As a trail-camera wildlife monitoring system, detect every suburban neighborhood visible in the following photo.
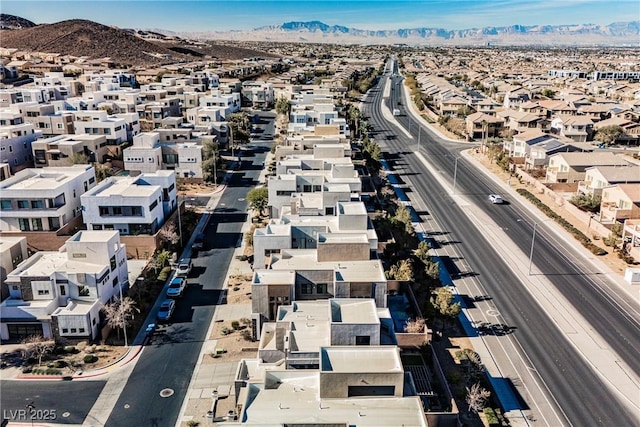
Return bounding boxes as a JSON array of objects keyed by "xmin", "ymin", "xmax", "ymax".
[{"xmin": 0, "ymin": 8, "xmax": 639, "ymax": 427}]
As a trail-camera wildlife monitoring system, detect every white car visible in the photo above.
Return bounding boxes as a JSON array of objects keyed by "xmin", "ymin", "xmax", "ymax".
[
  {"xmin": 489, "ymin": 194, "xmax": 504, "ymax": 204},
  {"xmin": 176, "ymin": 259, "xmax": 192, "ymax": 278}
]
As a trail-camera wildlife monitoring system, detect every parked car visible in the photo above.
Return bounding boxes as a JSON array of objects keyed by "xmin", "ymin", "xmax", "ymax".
[
  {"xmin": 489, "ymin": 194, "xmax": 504, "ymax": 204},
  {"xmin": 176, "ymin": 258, "xmax": 192, "ymax": 278},
  {"xmin": 192, "ymin": 233, "xmax": 205, "ymax": 252},
  {"xmin": 157, "ymin": 300, "xmax": 175, "ymax": 323},
  {"xmin": 167, "ymin": 277, "xmax": 186, "ymax": 298}
]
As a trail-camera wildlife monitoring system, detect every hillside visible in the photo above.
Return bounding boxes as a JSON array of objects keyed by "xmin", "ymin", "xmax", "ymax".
[
  {"xmin": 0, "ymin": 13, "xmax": 36, "ymax": 30},
  {"xmin": 0, "ymin": 18, "xmax": 278, "ymax": 66}
]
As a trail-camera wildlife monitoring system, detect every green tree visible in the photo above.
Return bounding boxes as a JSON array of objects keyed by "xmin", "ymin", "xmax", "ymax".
[
  {"xmin": 595, "ymin": 125, "xmax": 624, "ymax": 144},
  {"xmin": 227, "ymin": 112, "xmax": 251, "ymax": 147},
  {"xmin": 393, "ymin": 205, "xmax": 415, "ymax": 236},
  {"xmin": 71, "ymin": 152, "xmax": 89, "ymax": 165},
  {"xmin": 430, "ymin": 286, "xmax": 461, "ymax": 331},
  {"xmin": 247, "ymin": 187, "xmax": 269, "ymax": 217},
  {"xmin": 275, "ymin": 96, "xmax": 291, "ymax": 116},
  {"xmin": 386, "ymin": 258, "xmax": 414, "ymax": 281},
  {"xmin": 541, "ymin": 88, "xmax": 556, "ymax": 98},
  {"xmin": 569, "ymin": 192, "xmax": 601, "ymax": 213},
  {"xmin": 201, "ymin": 136, "xmax": 219, "ymax": 182}
]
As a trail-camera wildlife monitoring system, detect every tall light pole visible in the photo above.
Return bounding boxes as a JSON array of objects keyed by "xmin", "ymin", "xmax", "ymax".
[
  {"xmin": 452, "ymin": 156, "xmax": 460, "ymax": 195},
  {"xmin": 213, "ymin": 149, "xmax": 218, "ymax": 188},
  {"xmin": 177, "ymin": 195, "xmax": 183, "ymax": 247},
  {"xmin": 528, "ymin": 222, "xmax": 537, "ymax": 275},
  {"xmin": 416, "ymin": 125, "xmax": 421, "ymax": 153},
  {"xmin": 118, "ymin": 281, "xmax": 128, "ymax": 347}
]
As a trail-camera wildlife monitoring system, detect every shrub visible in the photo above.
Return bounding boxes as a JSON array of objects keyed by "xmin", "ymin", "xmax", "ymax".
[
  {"xmin": 54, "ymin": 360, "xmax": 67, "ymax": 368},
  {"xmin": 240, "ymin": 329, "xmax": 253, "ymax": 341},
  {"xmin": 157, "ymin": 266, "xmax": 172, "ymax": 282},
  {"xmin": 83, "ymin": 354, "xmax": 98, "ymax": 363},
  {"xmin": 22, "ymin": 366, "xmax": 32, "ymax": 374},
  {"xmin": 187, "ymin": 421, "xmax": 200, "ymax": 427},
  {"xmin": 64, "ymin": 345, "xmax": 78, "ymax": 354},
  {"xmin": 240, "ymin": 317, "xmax": 252, "ymax": 325},
  {"xmin": 231, "ymin": 320, "xmax": 241, "ymax": 330},
  {"xmin": 220, "ymin": 327, "xmax": 232, "ymax": 336},
  {"xmin": 483, "ymin": 407, "xmax": 500, "ymax": 426}
]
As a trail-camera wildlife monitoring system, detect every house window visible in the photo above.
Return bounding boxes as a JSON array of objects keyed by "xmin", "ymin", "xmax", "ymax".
[
  {"xmin": 92, "ymin": 318, "xmax": 96, "ymax": 325},
  {"xmin": 110, "ymin": 255, "xmax": 117, "ymax": 271},
  {"xmin": 149, "ymin": 200, "xmax": 158, "ymax": 211},
  {"xmin": 37, "ymin": 289, "xmax": 50, "ymax": 295},
  {"xmin": 99, "ymin": 206, "xmax": 109, "ymax": 216},
  {"xmin": 112, "ymin": 277, "xmax": 118, "ymax": 287},
  {"xmin": 317, "ymin": 283, "xmax": 328, "ymax": 294},
  {"xmin": 355, "ymin": 336, "xmax": 370, "ymax": 345},
  {"xmin": 70, "ymin": 328, "xmax": 77, "ymax": 333},
  {"xmin": 79, "ymin": 328, "xmax": 85, "ymax": 333},
  {"xmin": 31, "ymin": 218, "xmax": 43, "ymax": 231},
  {"xmin": 131, "ymin": 206, "xmax": 142, "ymax": 216},
  {"xmin": 313, "ymin": 185, "xmax": 321, "ymax": 192},
  {"xmin": 89, "ymin": 177, "xmax": 95, "ymax": 184},
  {"xmin": 300, "ymin": 283, "xmax": 312, "ymax": 294},
  {"xmin": 0, "ymin": 200, "xmax": 12, "ymax": 210},
  {"xmin": 303, "ymin": 185, "xmax": 312, "ymax": 192},
  {"xmin": 62, "ymin": 328, "xmax": 69, "ymax": 333},
  {"xmin": 18, "ymin": 218, "xmax": 30, "ymax": 231},
  {"xmin": 93, "ymin": 225, "xmax": 103, "ymax": 230},
  {"xmin": 59, "ymin": 285, "xmax": 66, "ymax": 296},
  {"xmin": 31, "ymin": 200, "xmax": 43, "ymax": 209},
  {"xmin": 113, "ymin": 207, "xmax": 122, "ymax": 215}
]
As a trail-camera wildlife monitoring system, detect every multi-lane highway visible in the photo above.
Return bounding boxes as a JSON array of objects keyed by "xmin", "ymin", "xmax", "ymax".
[{"xmin": 364, "ymin": 63, "xmax": 640, "ymax": 425}]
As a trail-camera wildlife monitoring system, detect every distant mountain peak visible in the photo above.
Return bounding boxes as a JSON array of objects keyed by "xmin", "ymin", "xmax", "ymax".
[
  {"xmin": 238, "ymin": 19, "xmax": 640, "ymax": 46},
  {"xmin": 0, "ymin": 13, "xmax": 36, "ymax": 30}
]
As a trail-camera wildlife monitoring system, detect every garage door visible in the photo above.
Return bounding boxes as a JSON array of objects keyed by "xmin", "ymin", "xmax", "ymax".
[{"xmin": 7, "ymin": 323, "xmax": 44, "ymax": 340}]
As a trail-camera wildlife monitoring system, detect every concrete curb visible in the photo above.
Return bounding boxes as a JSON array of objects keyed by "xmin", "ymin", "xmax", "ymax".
[{"xmin": 11, "ymin": 345, "xmax": 144, "ymax": 381}]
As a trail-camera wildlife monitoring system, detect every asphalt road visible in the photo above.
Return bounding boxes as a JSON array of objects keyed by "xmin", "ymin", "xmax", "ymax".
[
  {"xmin": 104, "ymin": 129, "xmax": 272, "ymax": 426},
  {"xmin": 366, "ymin": 63, "xmax": 639, "ymax": 425},
  {"xmin": 0, "ymin": 380, "xmax": 105, "ymax": 425}
]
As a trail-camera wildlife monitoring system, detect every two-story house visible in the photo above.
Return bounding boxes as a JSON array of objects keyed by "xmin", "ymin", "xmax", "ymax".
[
  {"xmin": 0, "ymin": 230, "xmax": 128, "ymax": 342},
  {"xmin": 81, "ymin": 170, "xmax": 176, "ymax": 235},
  {"xmin": 545, "ymin": 152, "xmax": 630, "ymax": 183},
  {"xmin": 0, "ymin": 165, "xmax": 96, "ymax": 232}
]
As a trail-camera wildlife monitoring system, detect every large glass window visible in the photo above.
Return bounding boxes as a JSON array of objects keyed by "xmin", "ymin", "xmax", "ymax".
[
  {"xmin": 0, "ymin": 200, "xmax": 12, "ymax": 210},
  {"xmin": 17, "ymin": 200, "xmax": 28, "ymax": 209},
  {"xmin": 31, "ymin": 218, "xmax": 43, "ymax": 231},
  {"xmin": 18, "ymin": 218, "xmax": 30, "ymax": 231},
  {"xmin": 31, "ymin": 200, "xmax": 43, "ymax": 209}
]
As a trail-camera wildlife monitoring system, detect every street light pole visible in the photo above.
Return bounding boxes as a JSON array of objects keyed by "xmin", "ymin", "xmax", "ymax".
[
  {"xmin": 417, "ymin": 125, "xmax": 421, "ymax": 153},
  {"xmin": 213, "ymin": 151, "xmax": 217, "ymax": 188},
  {"xmin": 452, "ymin": 157, "xmax": 460, "ymax": 195},
  {"xmin": 119, "ymin": 281, "xmax": 128, "ymax": 347},
  {"xmin": 177, "ymin": 196, "xmax": 183, "ymax": 247},
  {"xmin": 528, "ymin": 222, "xmax": 537, "ymax": 275}
]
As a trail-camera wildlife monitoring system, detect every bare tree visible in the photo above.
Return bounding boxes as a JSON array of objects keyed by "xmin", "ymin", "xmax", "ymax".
[
  {"xmin": 102, "ymin": 297, "xmax": 139, "ymax": 342},
  {"xmin": 404, "ymin": 317, "xmax": 426, "ymax": 333},
  {"xmin": 158, "ymin": 222, "xmax": 180, "ymax": 249},
  {"xmin": 466, "ymin": 383, "xmax": 491, "ymax": 413},
  {"xmin": 20, "ymin": 335, "xmax": 55, "ymax": 366}
]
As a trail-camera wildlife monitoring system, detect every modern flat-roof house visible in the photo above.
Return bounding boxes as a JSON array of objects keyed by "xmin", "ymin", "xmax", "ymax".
[
  {"xmin": 73, "ymin": 110, "xmax": 129, "ymax": 157},
  {"xmin": 0, "ymin": 165, "xmax": 96, "ymax": 232},
  {"xmin": 0, "ymin": 236, "xmax": 28, "ymax": 301},
  {"xmin": 253, "ymin": 201, "xmax": 377, "ymax": 269},
  {"xmin": 32, "ymin": 134, "xmax": 109, "ymax": 167},
  {"xmin": 0, "ymin": 230, "xmax": 128, "ymax": 342},
  {"xmin": 81, "ymin": 170, "xmax": 176, "ymax": 235},
  {"xmin": 252, "ymin": 248, "xmax": 387, "ymax": 323},
  {"xmin": 267, "ymin": 163, "xmax": 361, "ymax": 219},
  {"xmin": 0, "ymin": 111, "xmax": 39, "ymax": 173},
  {"xmin": 225, "ymin": 299, "xmax": 430, "ymax": 426},
  {"xmin": 123, "ymin": 132, "xmax": 206, "ymax": 179}
]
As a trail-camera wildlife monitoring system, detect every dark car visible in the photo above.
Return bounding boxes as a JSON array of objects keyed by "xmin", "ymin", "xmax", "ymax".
[
  {"xmin": 192, "ymin": 233, "xmax": 205, "ymax": 251},
  {"xmin": 157, "ymin": 300, "xmax": 175, "ymax": 323}
]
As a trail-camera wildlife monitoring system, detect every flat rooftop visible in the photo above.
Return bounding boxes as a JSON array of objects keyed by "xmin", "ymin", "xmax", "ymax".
[
  {"xmin": 230, "ymin": 371, "xmax": 426, "ymax": 426},
  {"xmin": 253, "ymin": 270, "xmax": 295, "ymax": 285},
  {"xmin": 331, "ymin": 299, "xmax": 379, "ymax": 324},
  {"xmin": 321, "ymin": 346, "xmax": 402, "ymax": 373},
  {"xmin": 87, "ymin": 177, "xmax": 159, "ymax": 198},
  {"xmin": 270, "ymin": 250, "xmax": 385, "ymax": 282}
]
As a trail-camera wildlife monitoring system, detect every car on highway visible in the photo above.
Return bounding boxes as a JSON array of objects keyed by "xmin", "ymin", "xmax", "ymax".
[
  {"xmin": 489, "ymin": 194, "xmax": 504, "ymax": 204},
  {"xmin": 167, "ymin": 276, "xmax": 186, "ymax": 298},
  {"xmin": 157, "ymin": 300, "xmax": 175, "ymax": 323}
]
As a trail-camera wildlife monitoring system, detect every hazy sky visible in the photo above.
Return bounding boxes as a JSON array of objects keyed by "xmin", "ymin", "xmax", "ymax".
[{"xmin": 3, "ymin": 0, "xmax": 638, "ymax": 32}]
